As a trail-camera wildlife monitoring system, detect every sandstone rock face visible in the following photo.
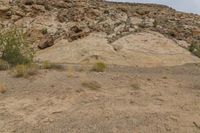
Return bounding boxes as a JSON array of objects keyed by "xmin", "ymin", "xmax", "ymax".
[{"xmin": 36, "ymin": 32, "xmax": 200, "ymax": 67}]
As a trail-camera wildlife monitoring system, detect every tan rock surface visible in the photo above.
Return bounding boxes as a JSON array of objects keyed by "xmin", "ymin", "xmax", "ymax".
[{"xmin": 36, "ymin": 31, "xmax": 200, "ymax": 67}]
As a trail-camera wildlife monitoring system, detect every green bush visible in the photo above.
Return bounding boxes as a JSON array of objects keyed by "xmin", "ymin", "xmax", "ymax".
[{"xmin": 0, "ymin": 27, "xmax": 34, "ymax": 66}]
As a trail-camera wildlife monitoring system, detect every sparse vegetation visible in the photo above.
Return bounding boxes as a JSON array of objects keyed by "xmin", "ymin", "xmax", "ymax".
[
  {"xmin": 12, "ymin": 64, "xmax": 38, "ymax": 78},
  {"xmin": 153, "ymin": 20, "xmax": 158, "ymax": 28},
  {"xmin": 91, "ymin": 62, "xmax": 106, "ymax": 72},
  {"xmin": 0, "ymin": 59, "xmax": 9, "ymax": 70},
  {"xmin": 41, "ymin": 28, "xmax": 48, "ymax": 35},
  {"xmin": 130, "ymin": 83, "xmax": 141, "ymax": 90},
  {"xmin": 189, "ymin": 42, "xmax": 200, "ymax": 58},
  {"xmin": 0, "ymin": 27, "xmax": 34, "ymax": 66},
  {"xmin": 42, "ymin": 61, "xmax": 65, "ymax": 70},
  {"xmin": 82, "ymin": 81, "xmax": 101, "ymax": 90},
  {"xmin": 0, "ymin": 83, "xmax": 6, "ymax": 94}
]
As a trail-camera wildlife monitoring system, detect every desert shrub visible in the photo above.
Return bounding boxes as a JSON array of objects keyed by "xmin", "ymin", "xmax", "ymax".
[
  {"xmin": 42, "ymin": 61, "xmax": 65, "ymax": 70},
  {"xmin": 91, "ymin": 62, "xmax": 106, "ymax": 72},
  {"xmin": 12, "ymin": 64, "xmax": 38, "ymax": 78},
  {"xmin": 138, "ymin": 23, "xmax": 146, "ymax": 28},
  {"xmin": 82, "ymin": 81, "xmax": 101, "ymax": 90},
  {"xmin": 0, "ymin": 83, "xmax": 6, "ymax": 94},
  {"xmin": 153, "ymin": 20, "xmax": 158, "ymax": 28},
  {"xmin": 189, "ymin": 42, "xmax": 200, "ymax": 58},
  {"xmin": 130, "ymin": 83, "xmax": 141, "ymax": 90},
  {"xmin": 41, "ymin": 28, "xmax": 48, "ymax": 35},
  {"xmin": 168, "ymin": 30, "xmax": 176, "ymax": 37},
  {"xmin": 0, "ymin": 59, "xmax": 9, "ymax": 70},
  {"xmin": 0, "ymin": 27, "xmax": 34, "ymax": 66}
]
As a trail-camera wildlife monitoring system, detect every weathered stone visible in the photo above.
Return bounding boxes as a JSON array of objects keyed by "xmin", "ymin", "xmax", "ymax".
[
  {"xmin": 32, "ymin": 5, "xmax": 46, "ymax": 12},
  {"xmin": 66, "ymin": 26, "xmax": 90, "ymax": 42},
  {"xmin": 11, "ymin": 15, "xmax": 21, "ymax": 21},
  {"xmin": 24, "ymin": 0, "xmax": 34, "ymax": 5},
  {"xmin": 14, "ymin": 10, "xmax": 25, "ymax": 17},
  {"xmin": 38, "ymin": 35, "xmax": 54, "ymax": 49},
  {"xmin": 0, "ymin": 6, "xmax": 10, "ymax": 12},
  {"xmin": 192, "ymin": 29, "xmax": 200, "ymax": 37}
]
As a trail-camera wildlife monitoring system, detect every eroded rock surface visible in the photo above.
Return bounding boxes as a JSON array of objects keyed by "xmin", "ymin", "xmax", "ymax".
[{"xmin": 1, "ymin": 0, "xmax": 200, "ymax": 66}]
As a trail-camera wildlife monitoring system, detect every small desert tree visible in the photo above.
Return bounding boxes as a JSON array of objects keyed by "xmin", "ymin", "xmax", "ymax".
[{"xmin": 0, "ymin": 27, "xmax": 34, "ymax": 66}]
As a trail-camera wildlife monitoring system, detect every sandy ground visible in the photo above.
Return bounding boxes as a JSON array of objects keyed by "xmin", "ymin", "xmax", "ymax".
[{"xmin": 0, "ymin": 63, "xmax": 200, "ymax": 133}]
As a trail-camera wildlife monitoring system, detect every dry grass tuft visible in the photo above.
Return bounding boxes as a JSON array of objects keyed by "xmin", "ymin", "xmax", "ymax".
[
  {"xmin": 12, "ymin": 64, "xmax": 38, "ymax": 78},
  {"xmin": 0, "ymin": 59, "xmax": 9, "ymax": 71},
  {"xmin": 130, "ymin": 83, "xmax": 141, "ymax": 90},
  {"xmin": 42, "ymin": 61, "xmax": 65, "ymax": 70},
  {"xmin": 82, "ymin": 81, "xmax": 101, "ymax": 90},
  {"xmin": 0, "ymin": 83, "xmax": 6, "ymax": 94},
  {"xmin": 91, "ymin": 62, "xmax": 106, "ymax": 72}
]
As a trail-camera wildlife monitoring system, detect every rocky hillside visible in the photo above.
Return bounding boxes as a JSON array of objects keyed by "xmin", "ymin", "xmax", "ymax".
[
  {"xmin": 1, "ymin": 0, "xmax": 200, "ymax": 66},
  {"xmin": 1, "ymin": 2, "xmax": 200, "ymax": 132}
]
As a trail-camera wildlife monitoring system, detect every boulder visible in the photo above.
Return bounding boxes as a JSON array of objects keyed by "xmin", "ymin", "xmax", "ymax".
[
  {"xmin": 38, "ymin": 35, "xmax": 54, "ymax": 49},
  {"xmin": 0, "ymin": 6, "xmax": 10, "ymax": 12},
  {"xmin": 67, "ymin": 26, "xmax": 90, "ymax": 42},
  {"xmin": 0, "ymin": 6, "xmax": 11, "ymax": 19}
]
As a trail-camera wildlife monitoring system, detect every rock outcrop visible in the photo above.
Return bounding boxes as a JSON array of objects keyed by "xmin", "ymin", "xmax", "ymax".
[{"xmin": 0, "ymin": 0, "xmax": 199, "ymax": 46}]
